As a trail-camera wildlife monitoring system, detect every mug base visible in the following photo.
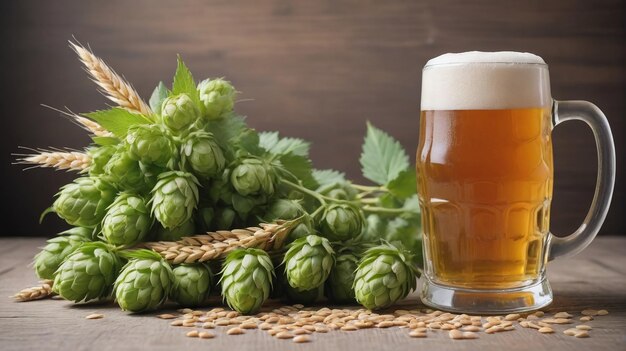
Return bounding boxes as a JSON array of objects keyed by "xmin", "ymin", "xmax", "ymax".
[{"xmin": 420, "ymin": 276, "xmax": 553, "ymax": 314}]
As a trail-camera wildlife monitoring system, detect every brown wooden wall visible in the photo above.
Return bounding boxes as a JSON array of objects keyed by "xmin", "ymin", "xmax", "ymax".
[{"xmin": 0, "ymin": 0, "xmax": 623, "ymax": 236}]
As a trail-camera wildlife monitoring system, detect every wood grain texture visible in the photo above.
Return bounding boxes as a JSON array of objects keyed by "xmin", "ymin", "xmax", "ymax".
[
  {"xmin": 0, "ymin": 0, "xmax": 623, "ymax": 236},
  {"xmin": 1, "ymin": 237, "xmax": 625, "ymax": 350}
]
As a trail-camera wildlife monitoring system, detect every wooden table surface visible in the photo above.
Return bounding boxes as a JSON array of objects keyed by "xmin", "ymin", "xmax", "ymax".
[{"xmin": 1, "ymin": 237, "xmax": 625, "ymax": 351}]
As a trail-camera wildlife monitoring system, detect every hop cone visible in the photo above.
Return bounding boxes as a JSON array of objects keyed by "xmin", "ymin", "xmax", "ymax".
[
  {"xmin": 319, "ymin": 203, "xmax": 364, "ymax": 241},
  {"xmin": 263, "ymin": 199, "xmax": 305, "ymax": 222},
  {"xmin": 52, "ymin": 177, "xmax": 117, "ymax": 228},
  {"xmin": 160, "ymin": 93, "xmax": 200, "ymax": 134},
  {"xmin": 318, "ymin": 182, "xmax": 358, "ymax": 201},
  {"xmin": 126, "ymin": 124, "xmax": 176, "ymax": 168},
  {"xmin": 283, "ymin": 235, "xmax": 335, "ymax": 291},
  {"xmin": 87, "ymin": 145, "xmax": 116, "ymax": 176},
  {"xmin": 197, "ymin": 78, "xmax": 236, "ymax": 119},
  {"xmin": 286, "ymin": 215, "xmax": 314, "ymax": 244},
  {"xmin": 220, "ymin": 248, "xmax": 274, "ymax": 314},
  {"xmin": 102, "ymin": 193, "xmax": 152, "ymax": 246},
  {"xmin": 104, "ymin": 148, "xmax": 152, "ymax": 192},
  {"xmin": 171, "ymin": 264, "xmax": 212, "ymax": 307},
  {"xmin": 150, "ymin": 171, "xmax": 199, "ymax": 229},
  {"xmin": 155, "ymin": 219, "xmax": 196, "ymax": 241},
  {"xmin": 353, "ymin": 244, "xmax": 417, "ymax": 310},
  {"xmin": 327, "ymin": 251, "xmax": 359, "ymax": 303},
  {"xmin": 181, "ymin": 131, "xmax": 225, "ymax": 179},
  {"xmin": 230, "ymin": 158, "xmax": 276, "ymax": 197},
  {"xmin": 33, "ymin": 227, "xmax": 92, "ymax": 280},
  {"xmin": 53, "ymin": 242, "xmax": 122, "ymax": 302},
  {"xmin": 114, "ymin": 250, "xmax": 174, "ymax": 312}
]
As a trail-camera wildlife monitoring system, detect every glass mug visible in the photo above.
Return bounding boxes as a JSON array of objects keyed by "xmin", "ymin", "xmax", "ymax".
[{"xmin": 417, "ymin": 52, "xmax": 616, "ymax": 313}]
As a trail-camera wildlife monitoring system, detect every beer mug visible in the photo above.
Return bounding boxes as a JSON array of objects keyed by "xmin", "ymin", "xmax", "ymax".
[{"xmin": 417, "ymin": 52, "xmax": 616, "ymax": 313}]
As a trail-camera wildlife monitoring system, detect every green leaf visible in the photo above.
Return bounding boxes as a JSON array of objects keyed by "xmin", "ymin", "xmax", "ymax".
[
  {"xmin": 277, "ymin": 154, "xmax": 319, "ymax": 190},
  {"xmin": 387, "ymin": 169, "xmax": 417, "ymax": 199},
  {"xmin": 359, "ymin": 122, "xmax": 409, "ymax": 185},
  {"xmin": 205, "ymin": 114, "xmax": 247, "ymax": 146},
  {"xmin": 312, "ymin": 169, "xmax": 346, "ymax": 187},
  {"xmin": 91, "ymin": 136, "xmax": 120, "ymax": 146},
  {"xmin": 84, "ymin": 108, "xmax": 150, "ymax": 138},
  {"xmin": 171, "ymin": 56, "xmax": 201, "ymax": 107},
  {"xmin": 149, "ymin": 81, "xmax": 169, "ymax": 113},
  {"xmin": 400, "ymin": 195, "xmax": 421, "ymax": 219},
  {"xmin": 259, "ymin": 132, "xmax": 310, "ymax": 157},
  {"xmin": 235, "ymin": 129, "xmax": 264, "ymax": 156}
]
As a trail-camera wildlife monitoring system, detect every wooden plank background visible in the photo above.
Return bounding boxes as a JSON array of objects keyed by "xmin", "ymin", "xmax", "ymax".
[{"xmin": 0, "ymin": 0, "xmax": 623, "ymax": 236}]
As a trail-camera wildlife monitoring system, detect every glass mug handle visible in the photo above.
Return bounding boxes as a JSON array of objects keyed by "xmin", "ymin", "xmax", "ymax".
[{"xmin": 549, "ymin": 100, "xmax": 616, "ymax": 260}]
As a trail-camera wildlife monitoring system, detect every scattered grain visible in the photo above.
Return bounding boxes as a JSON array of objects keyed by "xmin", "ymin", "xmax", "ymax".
[
  {"xmin": 157, "ymin": 314, "xmax": 177, "ymax": 319},
  {"xmin": 538, "ymin": 327, "xmax": 554, "ymax": 334},
  {"xmin": 597, "ymin": 309, "xmax": 609, "ymax": 316},
  {"xmin": 409, "ymin": 330, "xmax": 427, "ymax": 338},
  {"xmin": 581, "ymin": 309, "xmax": 598, "ymax": 316},
  {"xmin": 85, "ymin": 313, "xmax": 104, "ymax": 320},
  {"xmin": 186, "ymin": 330, "xmax": 199, "ymax": 338},
  {"xmin": 575, "ymin": 331, "xmax": 590, "ymax": 338},
  {"xmin": 293, "ymin": 335, "xmax": 310, "ymax": 343},
  {"xmin": 198, "ymin": 332, "xmax": 214, "ymax": 339},
  {"xmin": 504, "ymin": 314, "xmax": 520, "ymax": 321},
  {"xmin": 576, "ymin": 325, "xmax": 592, "ymax": 330},
  {"xmin": 227, "ymin": 327, "xmax": 244, "ymax": 335},
  {"xmin": 275, "ymin": 331, "xmax": 293, "ymax": 339}
]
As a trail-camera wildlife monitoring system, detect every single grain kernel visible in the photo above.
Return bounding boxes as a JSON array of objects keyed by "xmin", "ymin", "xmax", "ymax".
[
  {"xmin": 448, "ymin": 330, "xmax": 464, "ymax": 339},
  {"xmin": 293, "ymin": 335, "xmax": 310, "ymax": 343},
  {"xmin": 186, "ymin": 330, "xmax": 199, "ymax": 338},
  {"xmin": 275, "ymin": 331, "xmax": 293, "ymax": 339},
  {"xmin": 554, "ymin": 312, "xmax": 573, "ymax": 318},
  {"xmin": 240, "ymin": 323, "xmax": 257, "ymax": 330},
  {"xmin": 581, "ymin": 309, "xmax": 598, "ymax": 316},
  {"xmin": 259, "ymin": 323, "xmax": 272, "ymax": 330},
  {"xmin": 85, "ymin": 313, "xmax": 104, "ymax": 320},
  {"xmin": 202, "ymin": 322, "xmax": 215, "ymax": 329},
  {"xmin": 293, "ymin": 328, "xmax": 311, "ymax": 335},
  {"xmin": 563, "ymin": 328, "xmax": 578, "ymax": 336},
  {"xmin": 538, "ymin": 327, "xmax": 554, "ymax": 334},
  {"xmin": 575, "ymin": 331, "xmax": 590, "ymax": 338},
  {"xmin": 409, "ymin": 330, "xmax": 427, "ymax": 338},
  {"xmin": 227, "ymin": 327, "xmax": 244, "ymax": 335},
  {"xmin": 504, "ymin": 314, "xmax": 520, "ymax": 321},
  {"xmin": 341, "ymin": 325, "xmax": 358, "ymax": 331},
  {"xmin": 534, "ymin": 311, "xmax": 545, "ymax": 317},
  {"xmin": 157, "ymin": 314, "xmax": 177, "ymax": 319},
  {"xmin": 462, "ymin": 326, "xmax": 481, "ymax": 332},
  {"xmin": 580, "ymin": 316, "xmax": 593, "ymax": 321},
  {"xmin": 576, "ymin": 325, "xmax": 592, "ymax": 330},
  {"xmin": 462, "ymin": 332, "xmax": 478, "ymax": 339},
  {"xmin": 597, "ymin": 309, "xmax": 609, "ymax": 316},
  {"xmin": 171, "ymin": 320, "xmax": 184, "ymax": 327},
  {"xmin": 198, "ymin": 331, "xmax": 214, "ymax": 339},
  {"xmin": 377, "ymin": 321, "xmax": 394, "ymax": 328}
]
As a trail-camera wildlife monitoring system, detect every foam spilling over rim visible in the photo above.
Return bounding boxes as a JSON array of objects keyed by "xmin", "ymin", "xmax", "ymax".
[{"xmin": 421, "ymin": 51, "xmax": 551, "ymax": 110}]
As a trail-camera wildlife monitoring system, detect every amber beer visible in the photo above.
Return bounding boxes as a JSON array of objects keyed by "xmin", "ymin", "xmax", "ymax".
[{"xmin": 417, "ymin": 52, "xmax": 554, "ymax": 289}]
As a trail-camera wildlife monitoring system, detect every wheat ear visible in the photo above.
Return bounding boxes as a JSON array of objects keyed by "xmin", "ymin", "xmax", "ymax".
[
  {"xmin": 12, "ymin": 280, "xmax": 54, "ymax": 302},
  {"xmin": 145, "ymin": 221, "xmax": 294, "ymax": 264},
  {"xmin": 69, "ymin": 41, "xmax": 152, "ymax": 117},
  {"xmin": 14, "ymin": 148, "xmax": 91, "ymax": 172},
  {"xmin": 41, "ymin": 105, "xmax": 113, "ymax": 137}
]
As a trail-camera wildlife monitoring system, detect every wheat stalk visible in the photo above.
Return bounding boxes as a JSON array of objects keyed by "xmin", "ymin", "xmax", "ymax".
[
  {"xmin": 12, "ymin": 280, "xmax": 54, "ymax": 302},
  {"xmin": 15, "ymin": 148, "xmax": 91, "ymax": 172},
  {"xmin": 69, "ymin": 40, "xmax": 152, "ymax": 117},
  {"xmin": 145, "ymin": 221, "xmax": 294, "ymax": 264}
]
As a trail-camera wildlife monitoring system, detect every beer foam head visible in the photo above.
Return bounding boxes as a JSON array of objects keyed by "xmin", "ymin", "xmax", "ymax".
[{"xmin": 421, "ymin": 51, "xmax": 551, "ymax": 110}]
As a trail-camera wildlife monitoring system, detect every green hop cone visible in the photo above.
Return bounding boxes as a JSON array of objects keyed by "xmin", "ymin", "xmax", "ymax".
[
  {"xmin": 155, "ymin": 219, "xmax": 196, "ymax": 241},
  {"xmin": 230, "ymin": 158, "xmax": 277, "ymax": 197},
  {"xmin": 104, "ymin": 147, "xmax": 151, "ymax": 192},
  {"xmin": 102, "ymin": 193, "xmax": 152, "ymax": 246},
  {"xmin": 197, "ymin": 78, "xmax": 236, "ymax": 119},
  {"xmin": 263, "ymin": 199, "xmax": 305, "ymax": 222},
  {"xmin": 327, "ymin": 251, "xmax": 359, "ymax": 303},
  {"xmin": 318, "ymin": 203, "xmax": 364, "ymax": 241},
  {"xmin": 126, "ymin": 124, "xmax": 177, "ymax": 168},
  {"xmin": 53, "ymin": 242, "xmax": 122, "ymax": 302},
  {"xmin": 283, "ymin": 235, "xmax": 335, "ymax": 291},
  {"xmin": 353, "ymin": 243, "xmax": 417, "ymax": 310},
  {"xmin": 160, "ymin": 93, "xmax": 200, "ymax": 134},
  {"xmin": 181, "ymin": 131, "xmax": 225, "ymax": 179},
  {"xmin": 114, "ymin": 250, "xmax": 174, "ymax": 312},
  {"xmin": 286, "ymin": 215, "xmax": 314, "ymax": 244},
  {"xmin": 220, "ymin": 248, "xmax": 274, "ymax": 314},
  {"xmin": 171, "ymin": 264, "xmax": 212, "ymax": 307},
  {"xmin": 52, "ymin": 177, "xmax": 117, "ymax": 228},
  {"xmin": 150, "ymin": 171, "xmax": 200, "ymax": 229},
  {"xmin": 33, "ymin": 227, "xmax": 93, "ymax": 280},
  {"xmin": 87, "ymin": 145, "xmax": 116, "ymax": 176},
  {"xmin": 318, "ymin": 182, "xmax": 358, "ymax": 201}
]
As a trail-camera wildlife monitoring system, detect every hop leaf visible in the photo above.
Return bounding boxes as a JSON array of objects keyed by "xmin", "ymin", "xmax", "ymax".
[
  {"xmin": 171, "ymin": 263, "xmax": 212, "ymax": 307},
  {"xmin": 52, "ymin": 177, "xmax": 117, "ymax": 228},
  {"xmin": 197, "ymin": 78, "xmax": 236, "ymax": 119},
  {"xmin": 360, "ymin": 122, "xmax": 409, "ymax": 185},
  {"xmin": 53, "ymin": 242, "xmax": 123, "ymax": 302},
  {"xmin": 220, "ymin": 248, "xmax": 274, "ymax": 314},
  {"xmin": 102, "ymin": 193, "xmax": 153, "ymax": 246},
  {"xmin": 33, "ymin": 227, "xmax": 92, "ymax": 280},
  {"xmin": 353, "ymin": 243, "xmax": 417, "ymax": 310},
  {"xmin": 114, "ymin": 250, "xmax": 174, "ymax": 312},
  {"xmin": 150, "ymin": 171, "xmax": 200, "ymax": 229},
  {"xmin": 283, "ymin": 235, "xmax": 335, "ymax": 291}
]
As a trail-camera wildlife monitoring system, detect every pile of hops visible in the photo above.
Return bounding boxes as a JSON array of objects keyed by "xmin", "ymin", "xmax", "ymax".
[{"xmin": 18, "ymin": 40, "xmax": 422, "ymax": 314}]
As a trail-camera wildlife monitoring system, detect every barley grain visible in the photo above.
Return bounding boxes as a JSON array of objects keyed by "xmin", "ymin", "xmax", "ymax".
[
  {"xmin": 597, "ymin": 309, "xmax": 609, "ymax": 315},
  {"xmin": 198, "ymin": 331, "xmax": 214, "ymax": 339},
  {"xmin": 227, "ymin": 327, "xmax": 244, "ymax": 335},
  {"xmin": 576, "ymin": 325, "xmax": 592, "ymax": 330},
  {"xmin": 186, "ymin": 330, "xmax": 199, "ymax": 338},
  {"xmin": 538, "ymin": 327, "xmax": 554, "ymax": 333},
  {"xmin": 85, "ymin": 313, "xmax": 104, "ymax": 320}
]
